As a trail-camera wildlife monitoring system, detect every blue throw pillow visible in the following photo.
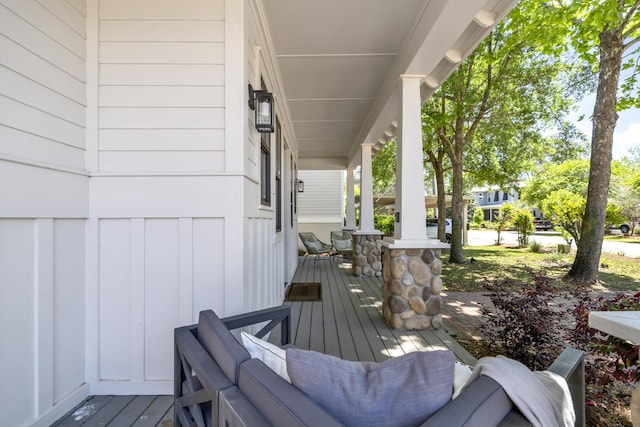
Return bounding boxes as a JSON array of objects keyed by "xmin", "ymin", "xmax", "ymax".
[{"xmin": 286, "ymin": 349, "xmax": 454, "ymax": 427}]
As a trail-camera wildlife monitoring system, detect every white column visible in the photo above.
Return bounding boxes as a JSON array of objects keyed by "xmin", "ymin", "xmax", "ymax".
[
  {"xmin": 345, "ymin": 167, "xmax": 356, "ymax": 230},
  {"xmin": 359, "ymin": 143, "xmax": 376, "ymax": 232},
  {"xmin": 395, "ymin": 74, "xmax": 427, "ymax": 241}
]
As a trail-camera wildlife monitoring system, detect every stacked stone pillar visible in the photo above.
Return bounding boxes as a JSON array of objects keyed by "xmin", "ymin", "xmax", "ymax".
[
  {"xmin": 381, "ymin": 246, "xmax": 444, "ymax": 330},
  {"xmin": 352, "ymin": 232, "xmax": 383, "ymax": 277}
]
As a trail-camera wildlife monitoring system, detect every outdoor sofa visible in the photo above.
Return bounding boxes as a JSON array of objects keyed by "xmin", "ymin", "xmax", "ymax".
[{"xmin": 174, "ymin": 304, "xmax": 585, "ymax": 427}]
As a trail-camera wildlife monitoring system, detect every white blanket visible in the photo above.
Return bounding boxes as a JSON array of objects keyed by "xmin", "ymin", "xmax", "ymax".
[{"xmin": 462, "ymin": 356, "xmax": 575, "ymax": 427}]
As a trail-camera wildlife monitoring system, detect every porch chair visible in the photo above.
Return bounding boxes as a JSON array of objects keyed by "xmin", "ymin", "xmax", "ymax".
[
  {"xmin": 299, "ymin": 232, "xmax": 334, "ymax": 264},
  {"xmin": 330, "ymin": 231, "xmax": 352, "ymax": 263}
]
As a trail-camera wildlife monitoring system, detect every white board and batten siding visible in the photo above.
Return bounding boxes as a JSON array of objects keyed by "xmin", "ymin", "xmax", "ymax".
[
  {"xmin": 0, "ymin": 1, "xmax": 89, "ymax": 426},
  {"xmin": 88, "ymin": 0, "xmax": 239, "ymax": 396},
  {"xmin": 298, "ymin": 170, "xmax": 345, "ymax": 244},
  {"xmin": 1, "ymin": 0, "xmax": 296, "ymax": 422}
]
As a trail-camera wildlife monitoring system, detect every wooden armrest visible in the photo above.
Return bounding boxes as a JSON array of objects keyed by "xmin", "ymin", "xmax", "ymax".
[
  {"xmin": 221, "ymin": 304, "xmax": 291, "ymax": 345},
  {"xmin": 548, "ymin": 347, "xmax": 585, "ymax": 427}
]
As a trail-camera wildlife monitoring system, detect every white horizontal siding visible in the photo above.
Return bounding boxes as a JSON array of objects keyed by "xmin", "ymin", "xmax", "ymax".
[
  {"xmin": 0, "ymin": 95, "xmax": 85, "ymax": 148},
  {"xmin": 99, "ymin": 86, "xmax": 224, "ymax": 108},
  {"xmin": 99, "ymin": 151, "xmax": 224, "ymax": 173},
  {"xmin": 0, "ymin": 66, "xmax": 85, "ymax": 125},
  {"xmin": 0, "ymin": 4, "xmax": 85, "ymax": 80},
  {"xmin": 99, "ymin": 64, "xmax": 224, "ymax": 86},
  {"xmin": 0, "ymin": 0, "xmax": 86, "ymax": 172},
  {"xmin": 99, "ymin": 129, "xmax": 224, "ymax": 151},
  {"xmin": 96, "ymin": 1, "xmax": 226, "ymax": 174},
  {"xmin": 298, "ymin": 170, "xmax": 344, "ymax": 218},
  {"xmin": 99, "ymin": 0, "xmax": 224, "ymax": 20},
  {"xmin": 0, "ymin": 34, "xmax": 85, "ymax": 104},
  {"xmin": 100, "ymin": 42, "xmax": 224, "ymax": 64},
  {"xmin": 99, "ymin": 107, "xmax": 224, "ymax": 129},
  {"xmin": 0, "ymin": 127, "xmax": 85, "ymax": 170},
  {"xmin": 1, "ymin": 0, "xmax": 86, "ymax": 56},
  {"xmin": 37, "ymin": 0, "xmax": 86, "ymax": 36},
  {"xmin": 100, "ymin": 20, "xmax": 224, "ymax": 42}
]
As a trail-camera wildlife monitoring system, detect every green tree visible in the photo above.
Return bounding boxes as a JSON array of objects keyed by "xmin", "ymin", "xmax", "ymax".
[
  {"xmin": 541, "ymin": 190, "xmax": 586, "ymax": 245},
  {"xmin": 473, "ymin": 207, "xmax": 484, "ymax": 227},
  {"xmin": 422, "ymin": 3, "xmax": 579, "ymax": 263},
  {"xmin": 522, "ymin": 159, "xmax": 591, "ymax": 205},
  {"xmin": 565, "ymin": 0, "xmax": 640, "ymax": 283},
  {"xmin": 371, "ymin": 139, "xmax": 397, "ymax": 196},
  {"xmin": 495, "ymin": 204, "xmax": 515, "ymax": 245},
  {"xmin": 423, "ymin": 129, "xmax": 451, "ymax": 243},
  {"xmin": 512, "ymin": 209, "xmax": 534, "ymax": 248}
]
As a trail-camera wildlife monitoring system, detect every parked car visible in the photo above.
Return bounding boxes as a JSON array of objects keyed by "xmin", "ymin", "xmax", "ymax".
[
  {"xmin": 533, "ymin": 219, "xmax": 553, "ymax": 230},
  {"xmin": 619, "ymin": 223, "xmax": 631, "ymax": 234},
  {"xmin": 426, "ymin": 218, "xmax": 452, "ymax": 243}
]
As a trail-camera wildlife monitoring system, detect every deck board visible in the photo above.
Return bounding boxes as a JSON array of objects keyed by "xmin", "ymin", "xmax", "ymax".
[{"xmin": 53, "ymin": 255, "xmax": 475, "ymax": 426}]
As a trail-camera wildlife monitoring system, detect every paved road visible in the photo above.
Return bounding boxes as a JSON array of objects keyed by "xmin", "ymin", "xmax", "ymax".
[{"xmin": 467, "ymin": 229, "xmax": 640, "ymax": 258}]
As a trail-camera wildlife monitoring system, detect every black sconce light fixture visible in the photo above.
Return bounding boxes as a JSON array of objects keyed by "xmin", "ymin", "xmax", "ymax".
[
  {"xmin": 248, "ymin": 84, "xmax": 274, "ymax": 133},
  {"xmin": 297, "ymin": 179, "xmax": 304, "ymax": 193}
]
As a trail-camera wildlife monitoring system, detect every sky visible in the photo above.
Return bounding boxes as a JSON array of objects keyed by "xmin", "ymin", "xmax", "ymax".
[{"xmin": 569, "ymin": 72, "xmax": 639, "ymax": 160}]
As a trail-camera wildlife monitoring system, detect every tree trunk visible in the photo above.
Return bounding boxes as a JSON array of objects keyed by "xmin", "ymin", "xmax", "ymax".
[
  {"xmin": 449, "ymin": 153, "xmax": 465, "ymax": 263},
  {"xmin": 433, "ymin": 152, "xmax": 447, "ymax": 242},
  {"xmin": 566, "ymin": 28, "xmax": 623, "ymax": 283}
]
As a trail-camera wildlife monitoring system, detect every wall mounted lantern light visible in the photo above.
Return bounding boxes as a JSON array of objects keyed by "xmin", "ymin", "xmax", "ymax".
[
  {"xmin": 248, "ymin": 84, "xmax": 274, "ymax": 133},
  {"xmin": 297, "ymin": 179, "xmax": 304, "ymax": 193}
]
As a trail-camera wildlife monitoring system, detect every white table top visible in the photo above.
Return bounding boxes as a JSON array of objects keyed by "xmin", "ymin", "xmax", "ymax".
[{"xmin": 589, "ymin": 311, "xmax": 640, "ymax": 344}]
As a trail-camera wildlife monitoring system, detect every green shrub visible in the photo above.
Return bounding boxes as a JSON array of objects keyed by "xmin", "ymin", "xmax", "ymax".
[
  {"xmin": 529, "ymin": 240, "xmax": 542, "ymax": 253},
  {"xmin": 374, "ymin": 214, "xmax": 395, "ymax": 236}
]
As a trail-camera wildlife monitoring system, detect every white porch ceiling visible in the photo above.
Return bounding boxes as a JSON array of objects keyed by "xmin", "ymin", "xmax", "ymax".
[{"xmin": 261, "ymin": 0, "xmax": 518, "ymax": 170}]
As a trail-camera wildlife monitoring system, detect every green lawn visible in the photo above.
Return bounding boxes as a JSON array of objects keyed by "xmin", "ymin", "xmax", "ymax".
[{"xmin": 441, "ymin": 245, "xmax": 640, "ymax": 292}]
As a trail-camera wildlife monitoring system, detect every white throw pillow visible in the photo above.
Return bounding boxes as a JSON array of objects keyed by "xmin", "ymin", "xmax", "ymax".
[
  {"xmin": 240, "ymin": 331, "xmax": 290, "ymax": 383},
  {"xmin": 452, "ymin": 361, "xmax": 473, "ymax": 399}
]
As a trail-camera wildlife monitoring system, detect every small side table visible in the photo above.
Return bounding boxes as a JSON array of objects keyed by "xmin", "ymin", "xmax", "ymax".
[{"xmin": 589, "ymin": 311, "xmax": 640, "ymax": 426}]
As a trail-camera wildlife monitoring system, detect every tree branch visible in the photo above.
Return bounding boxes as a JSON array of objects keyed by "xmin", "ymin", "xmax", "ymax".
[
  {"xmin": 624, "ymin": 35, "xmax": 640, "ymax": 50},
  {"xmin": 620, "ymin": 0, "xmax": 640, "ymax": 33}
]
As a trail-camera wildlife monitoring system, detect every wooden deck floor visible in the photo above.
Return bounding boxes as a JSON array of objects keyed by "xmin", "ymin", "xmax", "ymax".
[
  {"xmin": 287, "ymin": 257, "xmax": 476, "ymax": 365},
  {"xmin": 53, "ymin": 257, "xmax": 475, "ymax": 426}
]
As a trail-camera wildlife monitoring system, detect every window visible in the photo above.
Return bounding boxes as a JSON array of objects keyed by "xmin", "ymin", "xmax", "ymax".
[
  {"xmin": 494, "ymin": 190, "xmax": 499, "ymax": 201},
  {"xmin": 260, "ymin": 132, "xmax": 271, "ymax": 206},
  {"xmin": 503, "ymin": 192, "xmax": 508, "ymax": 201},
  {"xmin": 275, "ymin": 119, "xmax": 282, "ymax": 232},
  {"xmin": 260, "ymin": 79, "xmax": 271, "ymax": 206},
  {"xmin": 290, "ymin": 155, "xmax": 295, "ymax": 227}
]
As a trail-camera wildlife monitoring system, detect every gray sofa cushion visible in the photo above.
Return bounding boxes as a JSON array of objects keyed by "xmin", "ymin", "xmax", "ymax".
[
  {"xmin": 287, "ymin": 349, "xmax": 455, "ymax": 427},
  {"xmin": 421, "ymin": 375, "xmax": 515, "ymax": 427},
  {"xmin": 198, "ymin": 309, "xmax": 251, "ymax": 383},
  {"xmin": 238, "ymin": 358, "xmax": 343, "ymax": 427}
]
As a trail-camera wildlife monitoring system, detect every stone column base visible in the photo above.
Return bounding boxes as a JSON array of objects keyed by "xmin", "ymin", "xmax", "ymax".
[
  {"xmin": 352, "ymin": 233, "xmax": 383, "ymax": 277},
  {"xmin": 381, "ymin": 246, "xmax": 444, "ymax": 330}
]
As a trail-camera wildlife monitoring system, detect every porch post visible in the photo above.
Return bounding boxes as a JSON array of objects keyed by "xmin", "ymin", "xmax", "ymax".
[
  {"xmin": 352, "ymin": 143, "xmax": 383, "ymax": 277},
  {"xmin": 379, "ymin": 74, "xmax": 448, "ymax": 330},
  {"xmin": 395, "ymin": 74, "xmax": 427, "ymax": 242},
  {"xmin": 359, "ymin": 143, "xmax": 375, "ymax": 232},
  {"xmin": 344, "ymin": 167, "xmax": 356, "ymax": 230}
]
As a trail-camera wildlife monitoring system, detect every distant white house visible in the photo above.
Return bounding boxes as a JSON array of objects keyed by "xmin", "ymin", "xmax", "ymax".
[
  {"xmin": 472, "ymin": 186, "xmax": 546, "ymax": 221},
  {"xmin": 472, "ymin": 186, "xmax": 520, "ymax": 220},
  {"xmin": 0, "ymin": 1, "xmax": 517, "ymax": 425}
]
